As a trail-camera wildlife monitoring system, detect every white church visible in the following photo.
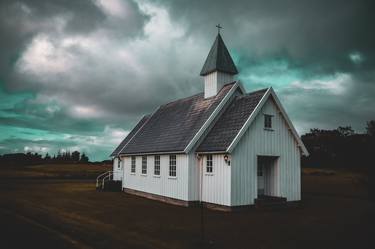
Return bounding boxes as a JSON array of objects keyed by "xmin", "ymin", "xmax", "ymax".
[{"xmin": 108, "ymin": 31, "xmax": 309, "ymax": 210}]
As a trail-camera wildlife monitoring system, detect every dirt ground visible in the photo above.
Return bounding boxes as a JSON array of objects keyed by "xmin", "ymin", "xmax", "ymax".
[{"xmin": 0, "ymin": 165, "xmax": 374, "ymax": 249}]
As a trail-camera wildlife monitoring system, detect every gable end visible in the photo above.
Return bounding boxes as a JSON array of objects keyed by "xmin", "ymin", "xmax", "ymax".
[{"xmin": 227, "ymin": 88, "xmax": 309, "ymax": 156}]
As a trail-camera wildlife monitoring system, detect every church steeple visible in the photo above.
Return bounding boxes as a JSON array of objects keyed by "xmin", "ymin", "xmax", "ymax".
[
  {"xmin": 200, "ymin": 31, "xmax": 238, "ymax": 98},
  {"xmin": 200, "ymin": 33, "xmax": 238, "ymax": 76}
]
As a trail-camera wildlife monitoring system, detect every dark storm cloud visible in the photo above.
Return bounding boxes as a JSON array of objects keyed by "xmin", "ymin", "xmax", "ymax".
[
  {"xmin": 0, "ymin": 0, "xmax": 99, "ymax": 78},
  {"xmin": 0, "ymin": 0, "xmax": 374, "ymax": 160},
  {"xmin": 160, "ymin": 0, "xmax": 375, "ymax": 69},
  {"xmin": 0, "ymin": 0, "xmax": 147, "ymax": 86}
]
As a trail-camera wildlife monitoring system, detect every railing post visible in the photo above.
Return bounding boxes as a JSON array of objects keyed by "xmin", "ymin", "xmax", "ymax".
[{"xmin": 96, "ymin": 171, "xmax": 113, "ymax": 191}]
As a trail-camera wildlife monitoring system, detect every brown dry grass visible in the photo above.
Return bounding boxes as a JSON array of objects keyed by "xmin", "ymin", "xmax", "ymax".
[
  {"xmin": 0, "ymin": 166, "xmax": 374, "ymax": 249},
  {"xmin": 0, "ymin": 163, "xmax": 111, "ymax": 179}
]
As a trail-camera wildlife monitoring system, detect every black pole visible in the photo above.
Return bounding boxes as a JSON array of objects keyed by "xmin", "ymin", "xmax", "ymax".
[{"xmin": 201, "ymin": 201, "xmax": 204, "ymax": 244}]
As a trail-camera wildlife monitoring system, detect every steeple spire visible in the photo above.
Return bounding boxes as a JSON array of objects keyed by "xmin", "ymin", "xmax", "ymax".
[{"xmin": 200, "ymin": 33, "xmax": 238, "ymax": 76}]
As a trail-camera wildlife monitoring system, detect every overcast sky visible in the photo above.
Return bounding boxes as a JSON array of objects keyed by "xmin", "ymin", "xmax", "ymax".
[{"xmin": 0, "ymin": 0, "xmax": 374, "ymax": 161}]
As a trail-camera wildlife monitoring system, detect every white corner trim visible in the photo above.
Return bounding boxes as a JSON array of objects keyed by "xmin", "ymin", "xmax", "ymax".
[
  {"xmin": 226, "ymin": 87, "xmax": 271, "ymax": 153},
  {"xmin": 268, "ymin": 88, "xmax": 309, "ymax": 156},
  {"xmin": 226, "ymin": 87, "xmax": 309, "ymax": 156},
  {"xmin": 183, "ymin": 82, "xmax": 239, "ymax": 153}
]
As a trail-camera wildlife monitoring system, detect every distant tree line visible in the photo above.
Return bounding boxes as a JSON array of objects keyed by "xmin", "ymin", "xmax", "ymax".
[
  {"xmin": 302, "ymin": 120, "xmax": 375, "ymax": 171},
  {"xmin": 0, "ymin": 150, "xmax": 90, "ymax": 166}
]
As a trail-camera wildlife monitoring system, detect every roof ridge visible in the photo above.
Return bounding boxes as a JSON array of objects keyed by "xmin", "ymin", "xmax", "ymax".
[
  {"xmin": 247, "ymin": 87, "xmax": 269, "ymax": 94},
  {"xmin": 162, "ymin": 92, "xmax": 202, "ymax": 107},
  {"xmin": 236, "ymin": 88, "xmax": 268, "ymax": 99},
  {"xmin": 160, "ymin": 82, "xmax": 236, "ymax": 107}
]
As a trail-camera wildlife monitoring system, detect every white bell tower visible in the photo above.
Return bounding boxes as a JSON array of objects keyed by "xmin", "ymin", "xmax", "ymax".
[{"xmin": 200, "ymin": 26, "xmax": 238, "ymax": 98}]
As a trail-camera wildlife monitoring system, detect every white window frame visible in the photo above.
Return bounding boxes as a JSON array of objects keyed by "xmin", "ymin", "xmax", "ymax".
[
  {"xmin": 206, "ymin": 155, "xmax": 213, "ymax": 173},
  {"xmin": 169, "ymin": 155, "xmax": 176, "ymax": 177},
  {"xmin": 141, "ymin": 156, "xmax": 147, "ymax": 175},
  {"xmin": 154, "ymin": 155, "xmax": 160, "ymax": 176},
  {"xmin": 131, "ymin": 156, "xmax": 136, "ymax": 173}
]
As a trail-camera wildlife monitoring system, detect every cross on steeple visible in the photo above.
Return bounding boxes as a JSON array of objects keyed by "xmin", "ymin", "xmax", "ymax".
[{"xmin": 216, "ymin": 24, "xmax": 223, "ymax": 34}]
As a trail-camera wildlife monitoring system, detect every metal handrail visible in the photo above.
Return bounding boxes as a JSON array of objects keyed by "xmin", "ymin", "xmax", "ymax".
[
  {"xmin": 96, "ymin": 171, "xmax": 113, "ymax": 188},
  {"xmin": 101, "ymin": 172, "xmax": 113, "ymax": 190}
]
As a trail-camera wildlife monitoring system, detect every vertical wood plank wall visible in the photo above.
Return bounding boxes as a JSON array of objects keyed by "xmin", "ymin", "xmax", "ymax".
[
  {"xmin": 231, "ymin": 97, "xmax": 301, "ymax": 206},
  {"xmin": 187, "ymin": 89, "xmax": 242, "ymax": 203},
  {"xmin": 204, "ymin": 71, "xmax": 234, "ymax": 98},
  {"xmin": 112, "ymin": 158, "xmax": 123, "ymax": 181},
  {"xmin": 187, "ymin": 152, "xmax": 199, "ymax": 201},
  {"xmin": 122, "ymin": 154, "xmax": 189, "ymax": 201},
  {"xmin": 202, "ymin": 154, "xmax": 231, "ymax": 206}
]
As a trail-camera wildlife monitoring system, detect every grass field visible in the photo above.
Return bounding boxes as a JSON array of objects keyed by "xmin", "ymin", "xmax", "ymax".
[
  {"xmin": 0, "ymin": 164, "xmax": 374, "ymax": 249},
  {"xmin": 0, "ymin": 163, "xmax": 111, "ymax": 179}
]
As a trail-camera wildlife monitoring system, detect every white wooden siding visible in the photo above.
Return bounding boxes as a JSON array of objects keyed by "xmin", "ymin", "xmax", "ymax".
[
  {"xmin": 201, "ymin": 154, "xmax": 231, "ymax": 206},
  {"xmin": 204, "ymin": 71, "xmax": 234, "ymax": 98},
  {"xmin": 112, "ymin": 158, "xmax": 123, "ymax": 181},
  {"xmin": 187, "ymin": 152, "xmax": 199, "ymax": 201},
  {"xmin": 187, "ymin": 89, "xmax": 243, "ymax": 202},
  {"xmin": 231, "ymin": 97, "xmax": 301, "ymax": 206},
  {"xmin": 122, "ymin": 154, "xmax": 189, "ymax": 201}
]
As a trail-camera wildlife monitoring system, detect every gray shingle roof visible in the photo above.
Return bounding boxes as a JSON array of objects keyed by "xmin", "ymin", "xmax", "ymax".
[
  {"xmin": 110, "ymin": 115, "xmax": 150, "ymax": 157},
  {"xmin": 119, "ymin": 83, "xmax": 236, "ymax": 155},
  {"xmin": 200, "ymin": 34, "xmax": 238, "ymax": 76},
  {"xmin": 196, "ymin": 88, "xmax": 268, "ymax": 152}
]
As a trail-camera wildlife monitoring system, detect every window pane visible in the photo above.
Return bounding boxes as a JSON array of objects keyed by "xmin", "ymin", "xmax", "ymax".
[
  {"xmin": 142, "ymin": 156, "xmax": 147, "ymax": 174},
  {"xmin": 264, "ymin": 115, "xmax": 272, "ymax": 128},
  {"xmin": 169, "ymin": 155, "xmax": 176, "ymax": 177},
  {"xmin": 154, "ymin": 155, "xmax": 160, "ymax": 175},
  {"xmin": 206, "ymin": 155, "xmax": 213, "ymax": 173}
]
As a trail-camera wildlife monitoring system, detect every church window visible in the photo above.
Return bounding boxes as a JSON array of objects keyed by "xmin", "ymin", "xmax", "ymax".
[
  {"xmin": 264, "ymin": 114, "xmax": 272, "ymax": 129},
  {"xmin": 206, "ymin": 155, "xmax": 213, "ymax": 173},
  {"xmin": 169, "ymin": 155, "xmax": 176, "ymax": 177},
  {"xmin": 154, "ymin": 155, "xmax": 160, "ymax": 176},
  {"xmin": 142, "ymin": 156, "xmax": 147, "ymax": 174},
  {"xmin": 131, "ymin": 156, "xmax": 136, "ymax": 173}
]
